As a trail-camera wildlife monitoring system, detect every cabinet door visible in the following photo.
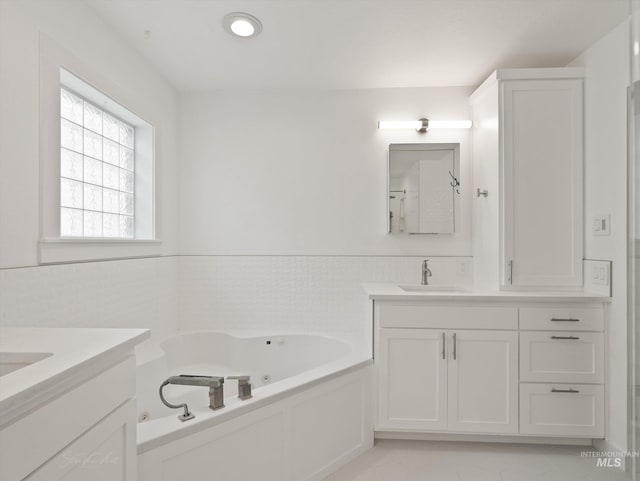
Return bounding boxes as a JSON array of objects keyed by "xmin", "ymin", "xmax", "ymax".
[
  {"xmin": 377, "ymin": 328, "xmax": 447, "ymax": 431},
  {"xmin": 25, "ymin": 400, "xmax": 137, "ymax": 481},
  {"xmin": 448, "ymin": 330, "xmax": 518, "ymax": 433},
  {"xmin": 502, "ymin": 79, "xmax": 583, "ymax": 288}
]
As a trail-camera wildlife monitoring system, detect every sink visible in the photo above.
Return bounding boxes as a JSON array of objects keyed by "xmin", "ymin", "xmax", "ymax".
[
  {"xmin": 0, "ymin": 352, "xmax": 53, "ymax": 376},
  {"xmin": 399, "ymin": 285, "xmax": 469, "ymax": 293}
]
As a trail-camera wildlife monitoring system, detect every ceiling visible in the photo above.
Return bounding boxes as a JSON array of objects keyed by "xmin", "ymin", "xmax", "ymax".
[{"xmin": 86, "ymin": 0, "xmax": 629, "ymax": 92}]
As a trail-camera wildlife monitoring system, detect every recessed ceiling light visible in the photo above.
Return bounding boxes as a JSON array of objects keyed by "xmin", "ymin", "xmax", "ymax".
[{"xmin": 223, "ymin": 12, "xmax": 262, "ymax": 38}]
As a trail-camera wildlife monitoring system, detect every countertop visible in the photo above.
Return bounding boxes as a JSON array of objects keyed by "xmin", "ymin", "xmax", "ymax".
[
  {"xmin": 0, "ymin": 327, "xmax": 149, "ymax": 426},
  {"xmin": 362, "ymin": 283, "xmax": 612, "ymax": 303}
]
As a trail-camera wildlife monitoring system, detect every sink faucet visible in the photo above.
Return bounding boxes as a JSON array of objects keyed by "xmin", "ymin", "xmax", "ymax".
[
  {"xmin": 421, "ymin": 259, "xmax": 432, "ymax": 285},
  {"xmin": 159, "ymin": 375, "xmax": 225, "ymax": 422}
]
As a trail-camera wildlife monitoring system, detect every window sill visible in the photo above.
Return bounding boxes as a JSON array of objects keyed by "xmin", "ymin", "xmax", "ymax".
[{"xmin": 38, "ymin": 238, "xmax": 162, "ymax": 264}]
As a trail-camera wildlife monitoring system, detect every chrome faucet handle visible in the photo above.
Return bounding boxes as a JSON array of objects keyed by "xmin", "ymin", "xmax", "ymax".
[{"xmin": 227, "ymin": 375, "xmax": 252, "ymax": 400}]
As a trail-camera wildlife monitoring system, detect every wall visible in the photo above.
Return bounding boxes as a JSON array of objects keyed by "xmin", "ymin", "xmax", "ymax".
[
  {"xmin": 178, "ymin": 87, "xmax": 473, "ymax": 255},
  {"xmin": 176, "ymin": 87, "xmax": 474, "ymax": 336},
  {"xmin": 570, "ymin": 20, "xmax": 630, "ymax": 453},
  {"xmin": 178, "ymin": 255, "xmax": 473, "ymax": 347},
  {"xmin": 0, "ymin": 1, "xmax": 179, "ymax": 334}
]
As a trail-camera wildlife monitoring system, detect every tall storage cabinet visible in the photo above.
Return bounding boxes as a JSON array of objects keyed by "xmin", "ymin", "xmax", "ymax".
[{"xmin": 471, "ymin": 68, "xmax": 584, "ymax": 290}]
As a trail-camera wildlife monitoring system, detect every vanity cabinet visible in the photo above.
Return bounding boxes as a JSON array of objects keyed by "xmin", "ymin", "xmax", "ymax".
[
  {"xmin": 518, "ymin": 305, "xmax": 605, "ymax": 437},
  {"xmin": 371, "ymin": 296, "xmax": 607, "ymax": 440},
  {"xmin": 0, "ymin": 328, "xmax": 147, "ymax": 481},
  {"xmin": 375, "ymin": 304, "xmax": 519, "ymax": 434},
  {"xmin": 471, "ymin": 68, "xmax": 584, "ymax": 290}
]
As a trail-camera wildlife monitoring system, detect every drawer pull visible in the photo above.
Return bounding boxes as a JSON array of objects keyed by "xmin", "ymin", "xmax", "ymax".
[
  {"xmin": 551, "ymin": 318, "xmax": 580, "ymax": 322},
  {"xmin": 550, "ymin": 335, "xmax": 580, "ymax": 340},
  {"xmin": 551, "ymin": 388, "xmax": 580, "ymax": 394}
]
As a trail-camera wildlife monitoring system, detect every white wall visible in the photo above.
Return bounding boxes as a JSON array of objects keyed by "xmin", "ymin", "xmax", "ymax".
[
  {"xmin": 570, "ymin": 20, "xmax": 630, "ymax": 453},
  {"xmin": 0, "ymin": 0, "xmax": 179, "ymax": 268},
  {"xmin": 0, "ymin": 0, "xmax": 180, "ymax": 335},
  {"xmin": 0, "ymin": 257, "xmax": 177, "ymax": 338},
  {"xmin": 178, "ymin": 87, "xmax": 473, "ymax": 256},
  {"xmin": 178, "ymin": 255, "xmax": 472, "ymax": 349}
]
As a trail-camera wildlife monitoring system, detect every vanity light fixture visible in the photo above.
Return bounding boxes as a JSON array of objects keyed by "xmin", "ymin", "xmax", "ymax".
[
  {"xmin": 378, "ymin": 118, "xmax": 472, "ymax": 133},
  {"xmin": 223, "ymin": 12, "xmax": 263, "ymax": 38}
]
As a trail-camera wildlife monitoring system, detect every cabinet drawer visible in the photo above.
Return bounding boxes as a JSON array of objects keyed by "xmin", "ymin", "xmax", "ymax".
[
  {"xmin": 520, "ymin": 384, "xmax": 604, "ymax": 437},
  {"xmin": 520, "ymin": 307, "xmax": 604, "ymax": 331},
  {"xmin": 520, "ymin": 331, "xmax": 603, "ymax": 383},
  {"xmin": 376, "ymin": 303, "xmax": 517, "ymax": 329}
]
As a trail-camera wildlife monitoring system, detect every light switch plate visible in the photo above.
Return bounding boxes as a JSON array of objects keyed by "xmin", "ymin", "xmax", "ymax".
[{"xmin": 592, "ymin": 215, "xmax": 610, "ymax": 236}]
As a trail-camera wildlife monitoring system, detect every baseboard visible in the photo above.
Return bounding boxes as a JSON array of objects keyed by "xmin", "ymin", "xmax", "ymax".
[
  {"xmin": 375, "ymin": 431, "xmax": 594, "ymax": 446},
  {"xmin": 592, "ymin": 438, "xmax": 627, "ymax": 472}
]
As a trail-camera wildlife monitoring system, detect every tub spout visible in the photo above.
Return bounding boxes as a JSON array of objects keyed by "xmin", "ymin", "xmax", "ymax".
[{"xmin": 160, "ymin": 375, "xmax": 225, "ymax": 420}]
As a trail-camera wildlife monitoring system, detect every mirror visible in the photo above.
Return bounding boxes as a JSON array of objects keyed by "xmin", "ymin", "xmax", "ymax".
[{"xmin": 388, "ymin": 143, "xmax": 460, "ymax": 235}]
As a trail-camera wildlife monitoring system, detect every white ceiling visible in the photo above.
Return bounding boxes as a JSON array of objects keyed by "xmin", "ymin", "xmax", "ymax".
[{"xmin": 86, "ymin": 0, "xmax": 629, "ymax": 91}]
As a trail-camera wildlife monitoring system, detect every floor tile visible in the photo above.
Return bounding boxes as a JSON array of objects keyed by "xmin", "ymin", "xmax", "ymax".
[{"xmin": 325, "ymin": 440, "xmax": 629, "ymax": 481}]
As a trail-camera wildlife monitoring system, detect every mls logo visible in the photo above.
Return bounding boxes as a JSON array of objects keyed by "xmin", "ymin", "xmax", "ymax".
[{"xmin": 596, "ymin": 458, "xmax": 622, "ymax": 468}]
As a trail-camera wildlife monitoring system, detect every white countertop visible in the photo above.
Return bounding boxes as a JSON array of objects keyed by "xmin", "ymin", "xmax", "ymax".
[
  {"xmin": 363, "ymin": 283, "xmax": 611, "ymax": 303},
  {"xmin": 0, "ymin": 327, "xmax": 149, "ymax": 426}
]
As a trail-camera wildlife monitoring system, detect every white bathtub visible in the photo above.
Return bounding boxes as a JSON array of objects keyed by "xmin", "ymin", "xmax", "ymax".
[{"xmin": 136, "ymin": 331, "xmax": 373, "ymax": 481}]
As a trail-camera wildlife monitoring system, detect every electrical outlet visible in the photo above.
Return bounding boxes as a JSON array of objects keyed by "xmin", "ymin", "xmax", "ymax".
[
  {"xmin": 584, "ymin": 259, "xmax": 612, "ymax": 296},
  {"xmin": 591, "ymin": 263, "xmax": 609, "ymax": 286}
]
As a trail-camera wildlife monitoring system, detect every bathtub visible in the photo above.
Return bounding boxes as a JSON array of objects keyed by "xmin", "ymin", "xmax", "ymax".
[{"xmin": 136, "ymin": 331, "xmax": 373, "ymax": 481}]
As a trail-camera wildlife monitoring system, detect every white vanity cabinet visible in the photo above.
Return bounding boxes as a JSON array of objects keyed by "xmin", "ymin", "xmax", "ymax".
[
  {"xmin": 471, "ymin": 68, "xmax": 584, "ymax": 290},
  {"xmin": 518, "ymin": 305, "xmax": 605, "ymax": 438},
  {"xmin": 368, "ymin": 291, "xmax": 609, "ymax": 441},
  {"xmin": 0, "ymin": 328, "xmax": 148, "ymax": 481},
  {"xmin": 375, "ymin": 303, "xmax": 519, "ymax": 435}
]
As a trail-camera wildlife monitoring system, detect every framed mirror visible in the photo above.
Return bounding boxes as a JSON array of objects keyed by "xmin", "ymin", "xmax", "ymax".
[{"xmin": 388, "ymin": 143, "xmax": 460, "ymax": 235}]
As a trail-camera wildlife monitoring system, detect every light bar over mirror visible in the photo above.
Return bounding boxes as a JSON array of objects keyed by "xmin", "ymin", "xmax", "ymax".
[{"xmin": 378, "ymin": 118, "xmax": 472, "ymax": 133}]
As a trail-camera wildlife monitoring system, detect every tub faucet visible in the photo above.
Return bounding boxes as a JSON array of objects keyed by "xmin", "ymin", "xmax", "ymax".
[
  {"xmin": 421, "ymin": 259, "xmax": 432, "ymax": 285},
  {"xmin": 227, "ymin": 375, "xmax": 252, "ymax": 400},
  {"xmin": 160, "ymin": 375, "xmax": 225, "ymax": 421}
]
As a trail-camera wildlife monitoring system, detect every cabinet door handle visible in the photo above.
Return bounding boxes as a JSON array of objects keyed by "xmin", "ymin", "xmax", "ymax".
[
  {"xmin": 507, "ymin": 260, "xmax": 513, "ymax": 284},
  {"xmin": 551, "ymin": 388, "xmax": 580, "ymax": 394},
  {"xmin": 550, "ymin": 336, "xmax": 580, "ymax": 340},
  {"xmin": 453, "ymin": 333, "xmax": 457, "ymax": 360},
  {"xmin": 551, "ymin": 318, "xmax": 580, "ymax": 322},
  {"xmin": 442, "ymin": 332, "xmax": 446, "ymax": 360}
]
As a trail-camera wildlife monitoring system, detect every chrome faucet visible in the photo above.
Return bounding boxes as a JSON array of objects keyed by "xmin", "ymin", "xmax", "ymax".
[
  {"xmin": 159, "ymin": 375, "xmax": 225, "ymax": 422},
  {"xmin": 421, "ymin": 259, "xmax": 432, "ymax": 285},
  {"xmin": 227, "ymin": 375, "xmax": 252, "ymax": 400}
]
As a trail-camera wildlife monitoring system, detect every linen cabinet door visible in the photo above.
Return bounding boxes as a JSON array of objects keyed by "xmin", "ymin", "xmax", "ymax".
[
  {"xmin": 376, "ymin": 328, "xmax": 447, "ymax": 431},
  {"xmin": 502, "ymin": 78, "xmax": 583, "ymax": 288},
  {"xmin": 447, "ymin": 330, "xmax": 518, "ymax": 433}
]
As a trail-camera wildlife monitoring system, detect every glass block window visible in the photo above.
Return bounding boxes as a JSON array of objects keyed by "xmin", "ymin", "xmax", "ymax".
[{"xmin": 60, "ymin": 88, "xmax": 135, "ymax": 238}]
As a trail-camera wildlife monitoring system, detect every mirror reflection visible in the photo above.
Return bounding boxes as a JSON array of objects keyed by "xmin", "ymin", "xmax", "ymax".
[{"xmin": 388, "ymin": 143, "xmax": 460, "ymax": 235}]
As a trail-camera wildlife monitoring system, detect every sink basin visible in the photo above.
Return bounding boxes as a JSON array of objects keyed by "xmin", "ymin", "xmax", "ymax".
[
  {"xmin": 399, "ymin": 285, "xmax": 469, "ymax": 293},
  {"xmin": 0, "ymin": 352, "xmax": 53, "ymax": 376}
]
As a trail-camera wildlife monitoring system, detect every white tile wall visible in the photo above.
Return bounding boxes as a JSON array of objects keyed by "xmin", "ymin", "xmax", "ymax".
[
  {"xmin": 0, "ymin": 257, "xmax": 178, "ymax": 339},
  {"xmin": 178, "ymin": 256, "xmax": 473, "ymax": 337},
  {"xmin": 0, "ymin": 255, "xmax": 471, "ymax": 344}
]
